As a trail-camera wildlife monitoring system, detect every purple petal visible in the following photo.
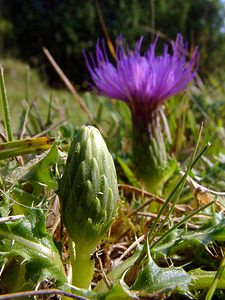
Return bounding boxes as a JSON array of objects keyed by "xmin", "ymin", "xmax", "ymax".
[{"xmin": 83, "ymin": 34, "xmax": 199, "ymax": 115}]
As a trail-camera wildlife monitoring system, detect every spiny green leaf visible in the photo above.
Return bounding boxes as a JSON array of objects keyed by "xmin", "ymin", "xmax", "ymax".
[
  {"xmin": 132, "ymin": 251, "xmax": 190, "ymax": 294},
  {"xmin": 0, "ymin": 208, "xmax": 66, "ymax": 291}
]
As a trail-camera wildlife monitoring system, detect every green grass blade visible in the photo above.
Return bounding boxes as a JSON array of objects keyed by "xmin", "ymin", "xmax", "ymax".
[
  {"xmin": 205, "ymin": 256, "xmax": 225, "ymax": 300},
  {"xmin": 152, "ymin": 200, "xmax": 215, "ymax": 248},
  {"xmin": 148, "ymin": 124, "xmax": 205, "ymax": 245},
  {"xmin": 25, "ymin": 65, "xmax": 30, "ymax": 101},
  {"xmin": 0, "ymin": 67, "xmax": 14, "ymax": 141},
  {"xmin": 0, "ymin": 137, "xmax": 54, "ymax": 160}
]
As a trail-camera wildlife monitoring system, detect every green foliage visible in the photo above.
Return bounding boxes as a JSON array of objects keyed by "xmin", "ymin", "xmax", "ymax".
[
  {"xmin": 116, "ymin": 156, "xmax": 140, "ymax": 187},
  {"xmin": 0, "ymin": 140, "xmax": 67, "ymax": 293},
  {"xmin": 0, "ymin": 209, "xmax": 66, "ymax": 292},
  {"xmin": 153, "ymin": 210, "xmax": 225, "ymax": 270},
  {"xmin": 0, "ymin": 36, "xmax": 224, "ymax": 298},
  {"xmin": 132, "ymin": 253, "xmax": 191, "ymax": 295},
  {"xmin": 21, "ymin": 142, "xmax": 59, "ymax": 188}
]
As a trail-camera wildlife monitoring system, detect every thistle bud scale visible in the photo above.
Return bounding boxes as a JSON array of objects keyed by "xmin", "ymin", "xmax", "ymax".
[{"xmin": 58, "ymin": 125, "xmax": 118, "ymax": 248}]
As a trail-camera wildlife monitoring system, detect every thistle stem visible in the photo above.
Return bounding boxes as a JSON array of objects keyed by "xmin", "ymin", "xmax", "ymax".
[
  {"xmin": 132, "ymin": 107, "xmax": 175, "ymax": 194},
  {"xmin": 69, "ymin": 238, "xmax": 95, "ymax": 289}
]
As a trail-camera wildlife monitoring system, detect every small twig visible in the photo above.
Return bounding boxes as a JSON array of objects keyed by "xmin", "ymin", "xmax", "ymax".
[
  {"xmin": 150, "ymin": 0, "xmax": 155, "ymax": 42},
  {"xmin": 0, "ymin": 131, "xmax": 7, "ymax": 142},
  {"xmin": 119, "ymin": 184, "xmax": 189, "ymax": 214},
  {"xmin": 159, "ymin": 106, "xmax": 172, "ymax": 144},
  {"xmin": 33, "ymin": 118, "xmax": 67, "ymax": 137},
  {"xmin": 137, "ymin": 211, "xmax": 177, "ymax": 220},
  {"xmin": 173, "ymin": 115, "xmax": 183, "ymax": 154},
  {"xmin": 0, "ymin": 289, "xmax": 87, "ymax": 300},
  {"xmin": 19, "ymin": 100, "xmax": 31, "ymax": 139},
  {"xmin": 116, "ymin": 234, "xmax": 146, "ymax": 265},
  {"xmin": 96, "ymin": 251, "xmax": 112, "ymax": 288},
  {"xmin": 141, "ymin": 26, "xmax": 172, "ymax": 43},
  {"xmin": 95, "ymin": 0, "xmax": 116, "ymax": 59},
  {"xmin": 182, "ymin": 171, "xmax": 225, "ymax": 196},
  {"xmin": 128, "ymin": 197, "xmax": 156, "ymax": 217},
  {"xmin": 43, "ymin": 47, "xmax": 94, "ymax": 122},
  {"xmin": 137, "ymin": 212, "xmax": 199, "ymax": 229},
  {"xmin": 111, "ymin": 242, "xmax": 128, "ymax": 252},
  {"xmin": 119, "ymin": 183, "xmax": 165, "ymax": 203},
  {"xmin": 47, "ymin": 195, "xmax": 61, "ymax": 235},
  {"xmin": 0, "ymin": 215, "xmax": 24, "ymax": 224},
  {"xmin": 43, "ymin": 47, "xmax": 107, "ymax": 137},
  {"xmin": 0, "ymin": 257, "xmax": 7, "ymax": 277},
  {"xmin": 32, "ymin": 101, "xmax": 45, "ymax": 131},
  {"xmin": 51, "ymin": 214, "xmax": 61, "ymax": 235}
]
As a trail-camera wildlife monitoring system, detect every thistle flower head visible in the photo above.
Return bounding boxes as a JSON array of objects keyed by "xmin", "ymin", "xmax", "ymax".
[
  {"xmin": 84, "ymin": 35, "xmax": 198, "ymax": 193},
  {"xmin": 84, "ymin": 34, "xmax": 199, "ymax": 112}
]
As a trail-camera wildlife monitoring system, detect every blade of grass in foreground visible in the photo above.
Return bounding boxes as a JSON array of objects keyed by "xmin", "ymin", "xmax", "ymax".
[
  {"xmin": 0, "ymin": 67, "xmax": 14, "ymax": 141},
  {"xmin": 0, "ymin": 137, "xmax": 54, "ymax": 160},
  {"xmin": 205, "ymin": 256, "xmax": 225, "ymax": 300}
]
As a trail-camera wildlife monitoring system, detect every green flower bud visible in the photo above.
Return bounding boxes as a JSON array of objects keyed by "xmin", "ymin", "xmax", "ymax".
[{"xmin": 58, "ymin": 125, "xmax": 118, "ymax": 250}]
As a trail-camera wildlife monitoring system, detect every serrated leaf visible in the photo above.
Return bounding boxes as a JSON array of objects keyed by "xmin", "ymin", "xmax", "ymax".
[
  {"xmin": 132, "ymin": 252, "xmax": 191, "ymax": 294},
  {"xmin": 0, "ymin": 208, "xmax": 66, "ymax": 291}
]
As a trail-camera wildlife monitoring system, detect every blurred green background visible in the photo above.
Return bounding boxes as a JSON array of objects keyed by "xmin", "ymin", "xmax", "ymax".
[{"xmin": 0, "ymin": 0, "xmax": 225, "ymax": 86}]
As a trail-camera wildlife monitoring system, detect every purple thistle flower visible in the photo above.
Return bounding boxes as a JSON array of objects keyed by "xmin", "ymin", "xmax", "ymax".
[
  {"xmin": 83, "ymin": 34, "xmax": 199, "ymax": 114},
  {"xmin": 83, "ymin": 34, "xmax": 199, "ymax": 193}
]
